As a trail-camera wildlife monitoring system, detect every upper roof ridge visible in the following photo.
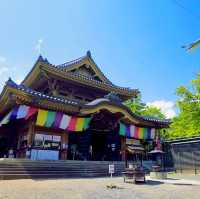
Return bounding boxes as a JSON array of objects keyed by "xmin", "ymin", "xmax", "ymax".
[{"xmin": 56, "ymin": 55, "xmax": 87, "ymax": 68}]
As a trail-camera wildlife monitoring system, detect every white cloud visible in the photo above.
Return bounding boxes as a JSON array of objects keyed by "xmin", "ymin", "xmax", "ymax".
[
  {"xmin": 0, "ymin": 56, "xmax": 6, "ymax": 63},
  {"xmin": 15, "ymin": 77, "xmax": 23, "ymax": 84},
  {"xmin": 146, "ymin": 100, "xmax": 176, "ymax": 119},
  {"xmin": 0, "ymin": 56, "xmax": 14, "ymax": 90},
  {"xmin": 0, "ymin": 56, "xmax": 8, "ymax": 76},
  {"xmin": 0, "ymin": 66, "xmax": 8, "ymax": 75}
]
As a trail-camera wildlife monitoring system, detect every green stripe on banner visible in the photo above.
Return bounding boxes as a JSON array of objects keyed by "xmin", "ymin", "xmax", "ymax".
[
  {"xmin": 45, "ymin": 111, "xmax": 56, "ymax": 127},
  {"xmin": 143, "ymin": 128, "xmax": 148, "ymax": 139},
  {"xmin": 83, "ymin": 118, "xmax": 91, "ymax": 130},
  {"xmin": 119, "ymin": 123, "xmax": 126, "ymax": 136}
]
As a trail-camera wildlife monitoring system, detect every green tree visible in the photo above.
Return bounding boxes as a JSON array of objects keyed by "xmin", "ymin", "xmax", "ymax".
[
  {"xmin": 183, "ymin": 39, "xmax": 200, "ymax": 51},
  {"xmin": 124, "ymin": 95, "xmax": 145, "ymax": 115},
  {"xmin": 141, "ymin": 106, "xmax": 165, "ymax": 119},
  {"xmin": 125, "ymin": 96, "xmax": 168, "ymax": 139},
  {"xmin": 124, "ymin": 95, "xmax": 165, "ymax": 119},
  {"xmin": 170, "ymin": 74, "xmax": 200, "ymax": 139}
]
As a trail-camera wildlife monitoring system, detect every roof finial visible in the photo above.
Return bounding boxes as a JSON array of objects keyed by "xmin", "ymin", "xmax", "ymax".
[
  {"xmin": 86, "ymin": 50, "xmax": 91, "ymax": 58},
  {"xmin": 37, "ymin": 54, "xmax": 44, "ymax": 62},
  {"xmin": 6, "ymin": 77, "xmax": 16, "ymax": 86},
  {"xmin": 44, "ymin": 58, "xmax": 49, "ymax": 64}
]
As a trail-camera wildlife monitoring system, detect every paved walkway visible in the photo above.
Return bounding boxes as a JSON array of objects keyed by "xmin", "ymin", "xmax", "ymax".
[
  {"xmin": 148, "ymin": 175, "xmax": 200, "ymax": 185},
  {"xmin": 0, "ymin": 177, "xmax": 200, "ymax": 199}
]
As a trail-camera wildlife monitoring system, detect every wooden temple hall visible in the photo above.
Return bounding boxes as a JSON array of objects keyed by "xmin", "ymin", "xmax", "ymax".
[{"xmin": 0, "ymin": 51, "xmax": 169, "ymax": 161}]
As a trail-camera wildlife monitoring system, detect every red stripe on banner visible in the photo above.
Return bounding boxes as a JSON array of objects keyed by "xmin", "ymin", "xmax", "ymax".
[
  {"xmin": 67, "ymin": 117, "xmax": 78, "ymax": 131},
  {"xmin": 134, "ymin": 127, "xmax": 140, "ymax": 139},
  {"xmin": 25, "ymin": 107, "xmax": 38, "ymax": 120}
]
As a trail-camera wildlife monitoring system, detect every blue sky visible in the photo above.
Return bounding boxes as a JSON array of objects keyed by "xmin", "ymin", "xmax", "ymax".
[{"xmin": 0, "ymin": 0, "xmax": 200, "ymax": 118}]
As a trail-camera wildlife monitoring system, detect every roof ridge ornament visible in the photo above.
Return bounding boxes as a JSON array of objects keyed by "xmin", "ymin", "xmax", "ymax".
[
  {"xmin": 44, "ymin": 58, "xmax": 49, "ymax": 64},
  {"xmin": 6, "ymin": 78, "xmax": 16, "ymax": 87},
  {"xmin": 86, "ymin": 50, "xmax": 91, "ymax": 58},
  {"xmin": 104, "ymin": 92, "xmax": 122, "ymax": 103},
  {"xmin": 37, "ymin": 54, "xmax": 44, "ymax": 62}
]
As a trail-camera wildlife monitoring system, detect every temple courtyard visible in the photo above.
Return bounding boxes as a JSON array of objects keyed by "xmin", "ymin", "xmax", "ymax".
[{"xmin": 0, "ymin": 176, "xmax": 200, "ymax": 199}]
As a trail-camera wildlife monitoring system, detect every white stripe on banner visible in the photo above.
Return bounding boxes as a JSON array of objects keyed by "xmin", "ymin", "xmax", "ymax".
[
  {"xmin": 150, "ymin": 128, "xmax": 156, "ymax": 139},
  {"xmin": 0, "ymin": 111, "xmax": 11, "ymax": 126},
  {"xmin": 59, "ymin": 114, "xmax": 71, "ymax": 129},
  {"xmin": 16, "ymin": 105, "xmax": 29, "ymax": 119},
  {"xmin": 130, "ymin": 125, "xmax": 135, "ymax": 138}
]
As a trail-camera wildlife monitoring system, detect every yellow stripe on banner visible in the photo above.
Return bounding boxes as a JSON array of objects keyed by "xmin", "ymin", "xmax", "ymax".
[
  {"xmin": 75, "ymin": 118, "xmax": 84, "ymax": 131},
  {"xmin": 36, "ymin": 109, "xmax": 48, "ymax": 126},
  {"xmin": 138, "ymin": 128, "xmax": 143, "ymax": 139}
]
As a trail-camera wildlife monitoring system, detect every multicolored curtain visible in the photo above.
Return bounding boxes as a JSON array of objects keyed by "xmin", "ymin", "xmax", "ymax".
[
  {"xmin": 119, "ymin": 122, "xmax": 155, "ymax": 140},
  {"xmin": 0, "ymin": 112, "xmax": 12, "ymax": 126},
  {"xmin": 0, "ymin": 105, "xmax": 156, "ymax": 139},
  {"xmin": 0, "ymin": 105, "xmax": 37, "ymax": 126},
  {"xmin": 0, "ymin": 105, "xmax": 91, "ymax": 132},
  {"xmin": 36, "ymin": 109, "xmax": 91, "ymax": 132}
]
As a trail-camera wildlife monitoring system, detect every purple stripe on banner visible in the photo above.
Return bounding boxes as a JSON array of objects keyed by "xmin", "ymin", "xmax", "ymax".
[
  {"xmin": 53, "ymin": 112, "xmax": 63, "ymax": 128},
  {"xmin": 147, "ymin": 128, "xmax": 151, "ymax": 139},
  {"xmin": 126, "ymin": 125, "xmax": 131, "ymax": 138},
  {"xmin": 10, "ymin": 106, "xmax": 19, "ymax": 120}
]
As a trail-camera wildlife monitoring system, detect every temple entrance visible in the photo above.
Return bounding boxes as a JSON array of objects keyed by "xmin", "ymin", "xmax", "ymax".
[
  {"xmin": 90, "ymin": 131, "xmax": 121, "ymax": 161},
  {"xmin": 67, "ymin": 109, "xmax": 123, "ymax": 161},
  {"xmin": 91, "ymin": 132, "xmax": 107, "ymax": 161},
  {"xmin": 0, "ymin": 137, "xmax": 8, "ymax": 158},
  {"xmin": 67, "ymin": 129, "xmax": 121, "ymax": 161}
]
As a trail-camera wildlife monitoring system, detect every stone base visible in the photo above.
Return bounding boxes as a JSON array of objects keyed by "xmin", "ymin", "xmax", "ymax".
[{"xmin": 150, "ymin": 171, "xmax": 167, "ymax": 179}]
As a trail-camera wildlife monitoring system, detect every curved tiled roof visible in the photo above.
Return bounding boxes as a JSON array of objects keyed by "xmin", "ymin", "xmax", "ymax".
[
  {"xmin": 82, "ymin": 98, "xmax": 170, "ymax": 126},
  {"xmin": 6, "ymin": 78, "xmax": 79, "ymax": 106},
  {"xmin": 4, "ymin": 79, "xmax": 170, "ymax": 127},
  {"xmin": 46, "ymin": 52, "xmax": 136, "ymax": 92},
  {"xmin": 56, "ymin": 55, "xmax": 87, "ymax": 68},
  {"xmin": 45, "ymin": 63, "xmax": 136, "ymax": 93},
  {"xmin": 22, "ymin": 53, "xmax": 139, "ymax": 99},
  {"xmin": 56, "ymin": 51, "xmax": 112, "ymax": 84}
]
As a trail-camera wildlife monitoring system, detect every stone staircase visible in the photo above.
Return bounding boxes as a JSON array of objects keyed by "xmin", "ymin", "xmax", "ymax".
[{"xmin": 0, "ymin": 159, "xmax": 125, "ymax": 180}]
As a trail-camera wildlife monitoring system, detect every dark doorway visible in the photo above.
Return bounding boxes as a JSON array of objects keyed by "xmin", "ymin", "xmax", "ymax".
[
  {"xmin": 68, "ymin": 131, "xmax": 91, "ymax": 160},
  {"xmin": 91, "ymin": 132, "xmax": 107, "ymax": 161},
  {"xmin": 0, "ymin": 137, "xmax": 8, "ymax": 158}
]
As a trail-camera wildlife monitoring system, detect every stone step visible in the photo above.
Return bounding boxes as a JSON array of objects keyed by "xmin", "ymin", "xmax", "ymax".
[
  {"xmin": 0, "ymin": 166, "xmax": 124, "ymax": 169},
  {"xmin": 0, "ymin": 173, "xmax": 119, "ymax": 180},
  {"xmin": 0, "ymin": 163, "xmax": 124, "ymax": 167},
  {"xmin": 0, "ymin": 171, "xmax": 112, "ymax": 175},
  {"xmin": 0, "ymin": 169, "xmax": 120, "ymax": 172},
  {"xmin": 0, "ymin": 159, "xmax": 125, "ymax": 180}
]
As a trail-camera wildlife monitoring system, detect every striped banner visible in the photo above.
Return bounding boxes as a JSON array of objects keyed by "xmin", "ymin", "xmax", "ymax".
[
  {"xmin": 59, "ymin": 115, "xmax": 71, "ymax": 130},
  {"xmin": 0, "ymin": 105, "xmax": 155, "ymax": 139},
  {"xmin": 67, "ymin": 117, "xmax": 91, "ymax": 132},
  {"xmin": 0, "ymin": 105, "xmax": 38, "ymax": 127},
  {"xmin": 0, "ymin": 112, "xmax": 12, "ymax": 126},
  {"xmin": 35, "ymin": 109, "xmax": 91, "ymax": 132},
  {"xmin": 119, "ymin": 122, "xmax": 156, "ymax": 140},
  {"xmin": 119, "ymin": 123, "xmax": 126, "ymax": 136},
  {"xmin": 0, "ymin": 105, "xmax": 91, "ymax": 133},
  {"xmin": 45, "ymin": 111, "xmax": 56, "ymax": 127},
  {"xmin": 36, "ymin": 109, "xmax": 48, "ymax": 126},
  {"xmin": 16, "ymin": 105, "xmax": 29, "ymax": 119}
]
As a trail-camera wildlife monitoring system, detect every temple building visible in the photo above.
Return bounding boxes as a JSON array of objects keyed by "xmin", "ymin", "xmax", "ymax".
[{"xmin": 0, "ymin": 51, "xmax": 169, "ymax": 161}]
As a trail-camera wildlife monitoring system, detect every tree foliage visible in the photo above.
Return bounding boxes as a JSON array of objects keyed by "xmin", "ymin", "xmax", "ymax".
[
  {"xmin": 125, "ymin": 96, "xmax": 168, "ymax": 138},
  {"xmin": 170, "ymin": 74, "xmax": 200, "ymax": 139},
  {"xmin": 124, "ymin": 95, "xmax": 165, "ymax": 119}
]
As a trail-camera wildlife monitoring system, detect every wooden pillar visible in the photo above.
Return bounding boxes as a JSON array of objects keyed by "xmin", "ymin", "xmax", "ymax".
[
  {"xmin": 16, "ymin": 120, "xmax": 35, "ymax": 159},
  {"xmin": 121, "ymin": 137, "xmax": 126, "ymax": 161},
  {"xmin": 27, "ymin": 120, "xmax": 35, "ymax": 147},
  {"xmin": 60, "ymin": 132, "xmax": 69, "ymax": 160}
]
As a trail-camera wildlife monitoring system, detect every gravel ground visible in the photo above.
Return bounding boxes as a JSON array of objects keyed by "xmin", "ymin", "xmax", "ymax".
[{"xmin": 0, "ymin": 177, "xmax": 199, "ymax": 199}]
